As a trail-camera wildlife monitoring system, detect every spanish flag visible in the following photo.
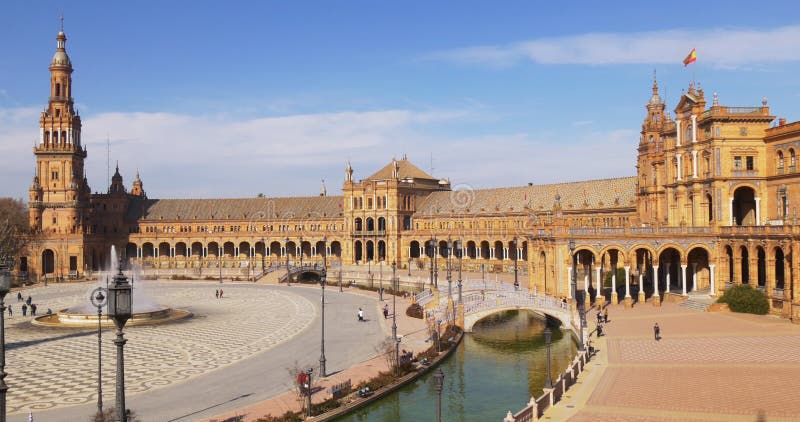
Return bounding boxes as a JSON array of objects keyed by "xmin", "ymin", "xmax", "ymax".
[{"xmin": 683, "ymin": 48, "xmax": 697, "ymax": 66}]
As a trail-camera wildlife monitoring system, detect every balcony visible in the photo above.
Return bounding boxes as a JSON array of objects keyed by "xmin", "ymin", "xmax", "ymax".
[
  {"xmin": 790, "ymin": 165, "xmax": 796, "ymax": 173},
  {"xmin": 351, "ymin": 230, "xmax": 386, "ymax": 236},
  {"xmin": 731, "ymin": 169, "xmax": 758, "ymax": 177}
]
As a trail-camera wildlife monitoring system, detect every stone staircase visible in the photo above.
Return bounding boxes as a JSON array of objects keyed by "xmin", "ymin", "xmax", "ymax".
[{"xmin": 679, "ymin": 288, "xmax": 715, "ymax": 312}]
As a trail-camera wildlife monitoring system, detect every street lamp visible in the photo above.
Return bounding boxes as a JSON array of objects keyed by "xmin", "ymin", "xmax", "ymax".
[
  {"xmin": 569, "ymin": 237, "xmax": 585, "ymax": 352},
  {"xmin": 433, "ymin": 368, "xmax": 444, "ymax": 422},
  {"xmin": 91, "ymin": 286, "xmax": 108, "ymax": 416},
  {"xmin": 299, "ymin": 236, "xmax": 304, "ymax": 268},
  {"xmin": 544, "ymin": 327, "xmax": 553, "ymax": 389},
  {"xmin": 107, "ymin": 263, "xmax": 133, "ymax": 422},
  {"xmin": 379, "ymin": 259, "xmax": 384, "ymax": 302},
  {"xmin": 429, "ymin": 238, "xmax": 435, "ymax": 287},
  {"xmin": 513, "ymin": 236, "xmax": 519, "ymax": 290},
  {"xmin": 261, "ymin": 236, "xmax": 266, "ymax": 276},
  {"xmin": 457, "ymin": 239, "xmax": 463, "ymax": 307},
  {"xmin": 306, "ymin": 367, "xmax": 314, "ymax": 418},
  {"xmin": 446, "ymin": 239, "xmax": 453, "ymax": 322},
  {"xmin": 0, "ymin": 261, "xmax": 12, "ymax": 421},
  {"xmin": 320, "ymin": 236, "xmax": 327, "ymax": 377},
  {"xmin": 218, "ymin": 244, "xmax": 222, "ymax": 284},
  {"xmin": 285, "ymin": 237, "xmax": 291, "ymax": 286},
  {"xmin": 391, "ymin": 262, "xmax": 399, "ymax": 375}
]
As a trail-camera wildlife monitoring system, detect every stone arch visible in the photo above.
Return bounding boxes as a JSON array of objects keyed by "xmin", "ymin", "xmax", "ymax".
[
  {"xmin": 467, "ymin": 241, "xmax": 477, "ymax": 259},
  {"xmin": 330, "ymin": 241, "xmax": 342, "ymax": 258},
  {"xmin": 366, "ymin": 240, "xmax": 374, "ymax": 261},
  {"xmin": 725, "ymin": 244, "xmax": 734, "ymax": 284},
  {"xmin": 366, "ymin": 217, "xmax": 375, "ymax": 232},
  {"xmin": 480, "ymin": 241, "xmax": 490, "ymax": 259},
  {"xmin": 42, "ymin": 249, "xmax": 55, "ymax": 275},
  {"xmin": 142, "ymin": 242, "xmax": 155, "ymax": 258},
  {"xmin": 206, "ymin": 242, "xmax": 219, "ymax": 258},
  {"xmin": 756, "ymin": 245, "xmax": 766, "ymax": 288},
  {"xmin": 439, "ymin": 240, "xmax": 449, "ymax": 258},
  {"xmin": 377, "ymin": 217, "xmax": 386, "ymax": 231},
  {"xmin": 687, "ymin": 246, "xmax": 710, "ymax": 293},
  {"xmin": 775, "ymin": 246, "xmax": 786, "ymax": 290},
  {"xmin": 158, "ymin": 242, "xmax": 171, "ymax": 257},
  {"xmin": 493, "ymin": 241, "xmax": 503, "ymax": 261},
  {"xmin": 254, "ymin": 241, "xmax": 266, "ymax": 258},
  {"xmin": 354, "ymin": 218, "xmax": 363, "ymax": 231},
  {"xmin": 377, "ymin": 240, "xmax": 386, "ymax": 261},
  {"xmin": 300, "ymin": 241, "xmax": 311, "ymax": 260},
  {"xmin": 175, "ymin": 242, "xmax": 187, "ymax": 257},
  {"xmin": 354, "ymin": 240, "xmax": 363, "ymax": 262},
  {"xmin": 238, "ymin": 241, "xmax": 251, "ymax": 258},
  {"xmin": 658, "ymin": 247, "xmax": 682, "ymax": 293},
  {"xmin": 740, "ymin": 245, "xmax": 750, "ymax": 284},
  {"xmin": 732, "ymin": 185, "xmax": 757, "ymax": 226},
  {"xmin": 191, "ymin": 241, "xmax": 203, "ymax": 257},
  {"xmin": 409, "ymin": 241, "xmax": 421, "ymax": 259},
  {"xmin": 270, "ymin": 241, "xmax": 282, "ymax": 258},
  {"xmin": 125, "ymin": 243, "xmax": 137, "ymax": 261}
]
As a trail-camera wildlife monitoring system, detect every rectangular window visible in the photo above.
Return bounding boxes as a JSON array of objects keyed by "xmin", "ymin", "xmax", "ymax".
[
  {"xmin": 746, "ymin": 156, "xmax": 754, "ymax": 171},
  {"xmin": 733, "ymin": 156, "xmax": 742, "ymax": 170}
]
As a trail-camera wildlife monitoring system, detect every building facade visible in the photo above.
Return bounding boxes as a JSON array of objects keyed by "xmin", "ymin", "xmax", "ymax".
[{"xmin": 19, "ymin": 28, "xmax": 800, "ymax": 320}]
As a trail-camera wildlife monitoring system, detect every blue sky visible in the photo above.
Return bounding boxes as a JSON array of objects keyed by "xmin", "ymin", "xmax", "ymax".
[{"xmin": 2, "ymin": 1, "xmax": 800, "ymax": 199}]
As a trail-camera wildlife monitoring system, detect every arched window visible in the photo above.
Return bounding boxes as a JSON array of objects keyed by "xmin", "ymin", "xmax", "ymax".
[
  {"xmin": 778, "ymin": 151, "xmax": 785, "ymax": 171},
  {"xmin": 685, "ymin": 125, "xmax": 692, "ymax": 142},
  {"xmin": 55, "ymin": 83, "xmax": 61, "ymax": 97},
  {"xmin": 791, "ymin": 149, "xmax": 796, "ymax": 170}
]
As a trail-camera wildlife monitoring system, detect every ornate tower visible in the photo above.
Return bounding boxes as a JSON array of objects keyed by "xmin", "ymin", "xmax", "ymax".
[
  {"xmin": 637, "ymin": 73, "xmax": 667, "ymax": 224},
  {"xmin": 31, "ymin": 21, "xmax": 90, "ymax": 235}
]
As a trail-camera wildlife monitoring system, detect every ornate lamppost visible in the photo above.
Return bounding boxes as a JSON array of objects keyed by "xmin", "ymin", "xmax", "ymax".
[
  {"xmin": 107, "ymin": 264, "xmax": 133, "ymax": 422},
  {"xmin": 457, "ymin": 239, "xmax": 463, "ymax": 307},
  {"xmin": 0, "ymin": 261, "xmax": 11, "ymax": 422},
  {"xmin": 306, "ymin": 367, "xmax": 314, "ymax": 418},
  {"xmin": 544, "ymin": 327, "xmax": 553, "ymax": 389},
  {"xmin": 91, "ymin": 286, "xmax": 108, "ymax": 416},
  {"xmin": 320, "ymin": 236, "xmax": 327, "ymax": 377},
  {"xmin": 429, "ymin": 238, "xmax": 435, "ymax": 287},
  {"xmin": 378, "ymin": 259, "xmax": 384, "ymax": 301},
  {"xmin": 513, "ymin": 236, "xmax": 519, "ymax": 289},
  {"xmin": 261, "ymin": 236, "xmax": 266, "ymax": 276},
  {"xmin": 299, "ymin": 235, "xmax": 304, "ymax": 268},
  {"xmin": 446, "ymin": 239, "xmax": 453, "ymax": 322},
  {"xmin": 433, "ymin": 368, "xmax": 444, "ymax": 422},
  {"xmin": 285, "ymin": 237, "xmax": 291, "ymax": 286},
  {"xmin": 391, "ymin": 261, "xmax": 399, "ymax": 375},
  {"xmin": 338, "ymin": 256, "xmax": 343, "ymax": 292},
  {"xmin": 569, "ymin": 238, "xmax": 585, "ymax": 352},
  {"xmin": 218, "ymin": 244, "xmax": 222, "ymax": 284}
]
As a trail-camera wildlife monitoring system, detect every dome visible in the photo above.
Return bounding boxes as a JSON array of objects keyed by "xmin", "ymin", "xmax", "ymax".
[
  {"xmin": 649, "ymin": 93, "xmax": 662, "ymax": 105},
  {"xmin": 51, "ymin": 50, "xmax": 71, "ymax": 67}
]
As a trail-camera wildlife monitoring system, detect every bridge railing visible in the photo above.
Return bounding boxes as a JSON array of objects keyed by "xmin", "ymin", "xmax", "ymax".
[
  {"xmin": 414, "ymin": 289, "xmax": 434, "ymax": 307},
  {"xmin": 504, "ymin": 350, "xmax": 591, "ymax": 422}
]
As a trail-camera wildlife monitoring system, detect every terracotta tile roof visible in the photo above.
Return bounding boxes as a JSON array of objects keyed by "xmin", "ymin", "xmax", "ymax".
[
  {"xmin": 415, "ymin": 176, "xmax": 637, "ymax": 215},
  {"xmin": 127, "ymin": 196, "xmax": 344, "ymax": 222},
  {"xmin": 365, "ymin": 158, "xmax": 437, "ymax": 181}
]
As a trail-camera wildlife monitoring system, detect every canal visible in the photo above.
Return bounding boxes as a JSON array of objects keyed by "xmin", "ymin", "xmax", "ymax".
[{"xmin": 337, "ymin": 309, "xmax": 577, "ymax": 421}]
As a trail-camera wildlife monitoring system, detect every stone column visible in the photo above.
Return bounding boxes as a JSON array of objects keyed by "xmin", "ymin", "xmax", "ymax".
[
  {"xmin": 595, "ymin": 265, "xmax": 604, "ymax": 305},
  {"xmin": 665, "ymin": 262, "xmax": 671, "ymax": 293},
  {"xmin": 676, "ymin": 120, "xmax": 682, "ymax": 146},
  {"xmin": 611, "ymin": 261, "xmax": 618, "ymax": 305},
  {"xmin": 681, "ymin": 264, "xmax": 688, "ymax": 295},
  {"xmin": 691, "ymin": 114, "xmax": 697, "ymax": 143},
  {"xmin": 638, "ymin": 266, "xmax": 646, "ymax": 303},
  {"xmin": 692, "ymin": 150, "xmax": 698, "ymax": 178},
  {"xmin": 692, "ymin": 263, "xmax": 698, "ymax": 293},
  {"xmin": 652, "ymin": 265, "xmax": 661, "ymax": 306},
  {"xmin": 624, "ymin": 266, "xmax": 632, "ymax": 308},
  {"xmin": 676, "ymin": 154, "xmax": 683, "ymax": 181},
  {"xmin": 709, "ymin": 264, "xmax": 716, "ymax": 297},
  {"xmin": 584, "ymin": 265, "xmax": 591, "ymax": 308}
]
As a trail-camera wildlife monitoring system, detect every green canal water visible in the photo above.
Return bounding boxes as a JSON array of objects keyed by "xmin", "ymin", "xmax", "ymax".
[{"xmin": 336, "ymin": 310, "xmax": 577, "ymax": 421}]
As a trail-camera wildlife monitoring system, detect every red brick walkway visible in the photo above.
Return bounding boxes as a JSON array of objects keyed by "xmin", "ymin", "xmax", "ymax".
[{"xmin": 566, "ymin": 302, "xmax": 800, "ymax": 422}]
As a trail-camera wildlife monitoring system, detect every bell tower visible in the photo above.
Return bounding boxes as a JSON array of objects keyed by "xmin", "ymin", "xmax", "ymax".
[
  {"xmin": 637, "ymin": 72, "xmax": 667, "ymax": 224},
  {"xmin": 31, "ymin": 19, "xmax": 90, "ymax": 235}
]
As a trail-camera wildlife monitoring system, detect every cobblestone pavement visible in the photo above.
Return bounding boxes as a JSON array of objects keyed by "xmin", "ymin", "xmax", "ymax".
[
  {"xmin": 566, "ymin": 303, "xmax": 800, "ymax": 421},
  {"xmin": 6, "ymin": 281, "xmax": 315, "ymax": 415}
]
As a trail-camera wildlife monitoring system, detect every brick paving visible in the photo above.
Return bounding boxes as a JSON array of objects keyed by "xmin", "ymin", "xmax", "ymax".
[{"xmin": 564, "ymin": 302, "xmax": 800, "ymax": 422}]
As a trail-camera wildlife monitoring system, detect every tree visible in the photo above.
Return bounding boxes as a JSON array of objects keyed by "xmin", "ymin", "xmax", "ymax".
[{"xmin": 0, "ymin": 198, "xmax": 29, "ymax": 266}]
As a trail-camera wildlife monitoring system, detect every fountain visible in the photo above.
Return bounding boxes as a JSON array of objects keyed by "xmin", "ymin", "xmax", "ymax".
[{"xmin": 33, "ymin": 246, "xmax": 192, "ymax": 328}]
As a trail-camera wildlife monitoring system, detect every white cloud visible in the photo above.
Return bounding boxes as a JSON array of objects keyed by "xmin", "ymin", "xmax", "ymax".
[
  {"xmin": 0, "ymin": 105, "xmax": 637, "ymax": 200},
  {"xmin": 432, "ymin": 26, "xmax": 800, "ymax": 68}
]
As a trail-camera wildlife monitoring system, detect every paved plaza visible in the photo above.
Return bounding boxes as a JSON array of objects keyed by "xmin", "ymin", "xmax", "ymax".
[
  {"xmin": 5, "ymin": 280, "xmax": 386, "ymax": 421},
  {"xmin": 545, "ymin": 302, "xmax": 800, "ymax": 422}
]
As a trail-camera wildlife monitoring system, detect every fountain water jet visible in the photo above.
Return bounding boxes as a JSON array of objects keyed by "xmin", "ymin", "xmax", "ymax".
[{"xmin": 33, "ymin": 246, "xmax": 192, "ymax": 328}]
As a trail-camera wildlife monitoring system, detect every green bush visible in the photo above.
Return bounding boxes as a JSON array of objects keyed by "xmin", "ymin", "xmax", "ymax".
[
  {"xmin": 717, "ymin": 284, "xmax": 769, "ymax": 315},
  {"xmin": 406, "ymin": 303, "xmax": 423, "ymax": 319}
]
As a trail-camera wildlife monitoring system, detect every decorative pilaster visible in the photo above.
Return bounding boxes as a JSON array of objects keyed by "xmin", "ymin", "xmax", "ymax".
[{"xmin": 624, "ymin": 265, "xmax": 632, "ymax": 308}]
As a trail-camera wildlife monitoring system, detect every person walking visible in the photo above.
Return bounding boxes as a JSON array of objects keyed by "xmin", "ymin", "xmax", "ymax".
[
  {"xmin": 22, "ymin": 303, "xmax": 27, "ymax": 317},
  {"xmin": 215, "ymin": 289, "xmax": 219, "ymax": 299},
  {"xmin": 26, "ymin": 295, "xmax": 32, "ymax": 306},
  {"xmin": 17, "ymin": 292, "xmax": 22, "ymax": 302},
  {"xmin": 653, "ymin": 322, "xmax": 660, "ymax": 341},
  {"xmin": 219, "ymin": 289, "xmax": 223, "ymax": 298},
  {"xmin": 358, "ymin": 307, "xmax": 364, "ymax": 322},
  {"xmin": 596, "ymin": 310, "xmax": 602, "ymax": 324},
  {"xmin": 31, "ymin": 303, "xmax": 37, "ymax": 316},
  {"xmin": 7, "ymin": 305, "xmax": 11, "ymax": 318},
  {"xmin": 603, "ymin": 308, "xmax": 609, "ymax": 323},
  {"xmin": 383, "ymin": 304, "xmax": 389, "ymax": 319}
]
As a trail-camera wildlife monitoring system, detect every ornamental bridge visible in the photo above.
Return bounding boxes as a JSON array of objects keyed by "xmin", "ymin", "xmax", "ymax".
[{"xmin": 415, "ymin": 280, "xmax": 576, "ymax": 334}]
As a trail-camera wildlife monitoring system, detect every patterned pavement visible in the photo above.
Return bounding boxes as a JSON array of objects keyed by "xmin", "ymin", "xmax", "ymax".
[
  {"xmin": 566, "ymin": 303, "xmax": 800, "ymax": 421},
  {"xmin": 5, "ymin": 281, "xmax": 315, "ymax": 414}
]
